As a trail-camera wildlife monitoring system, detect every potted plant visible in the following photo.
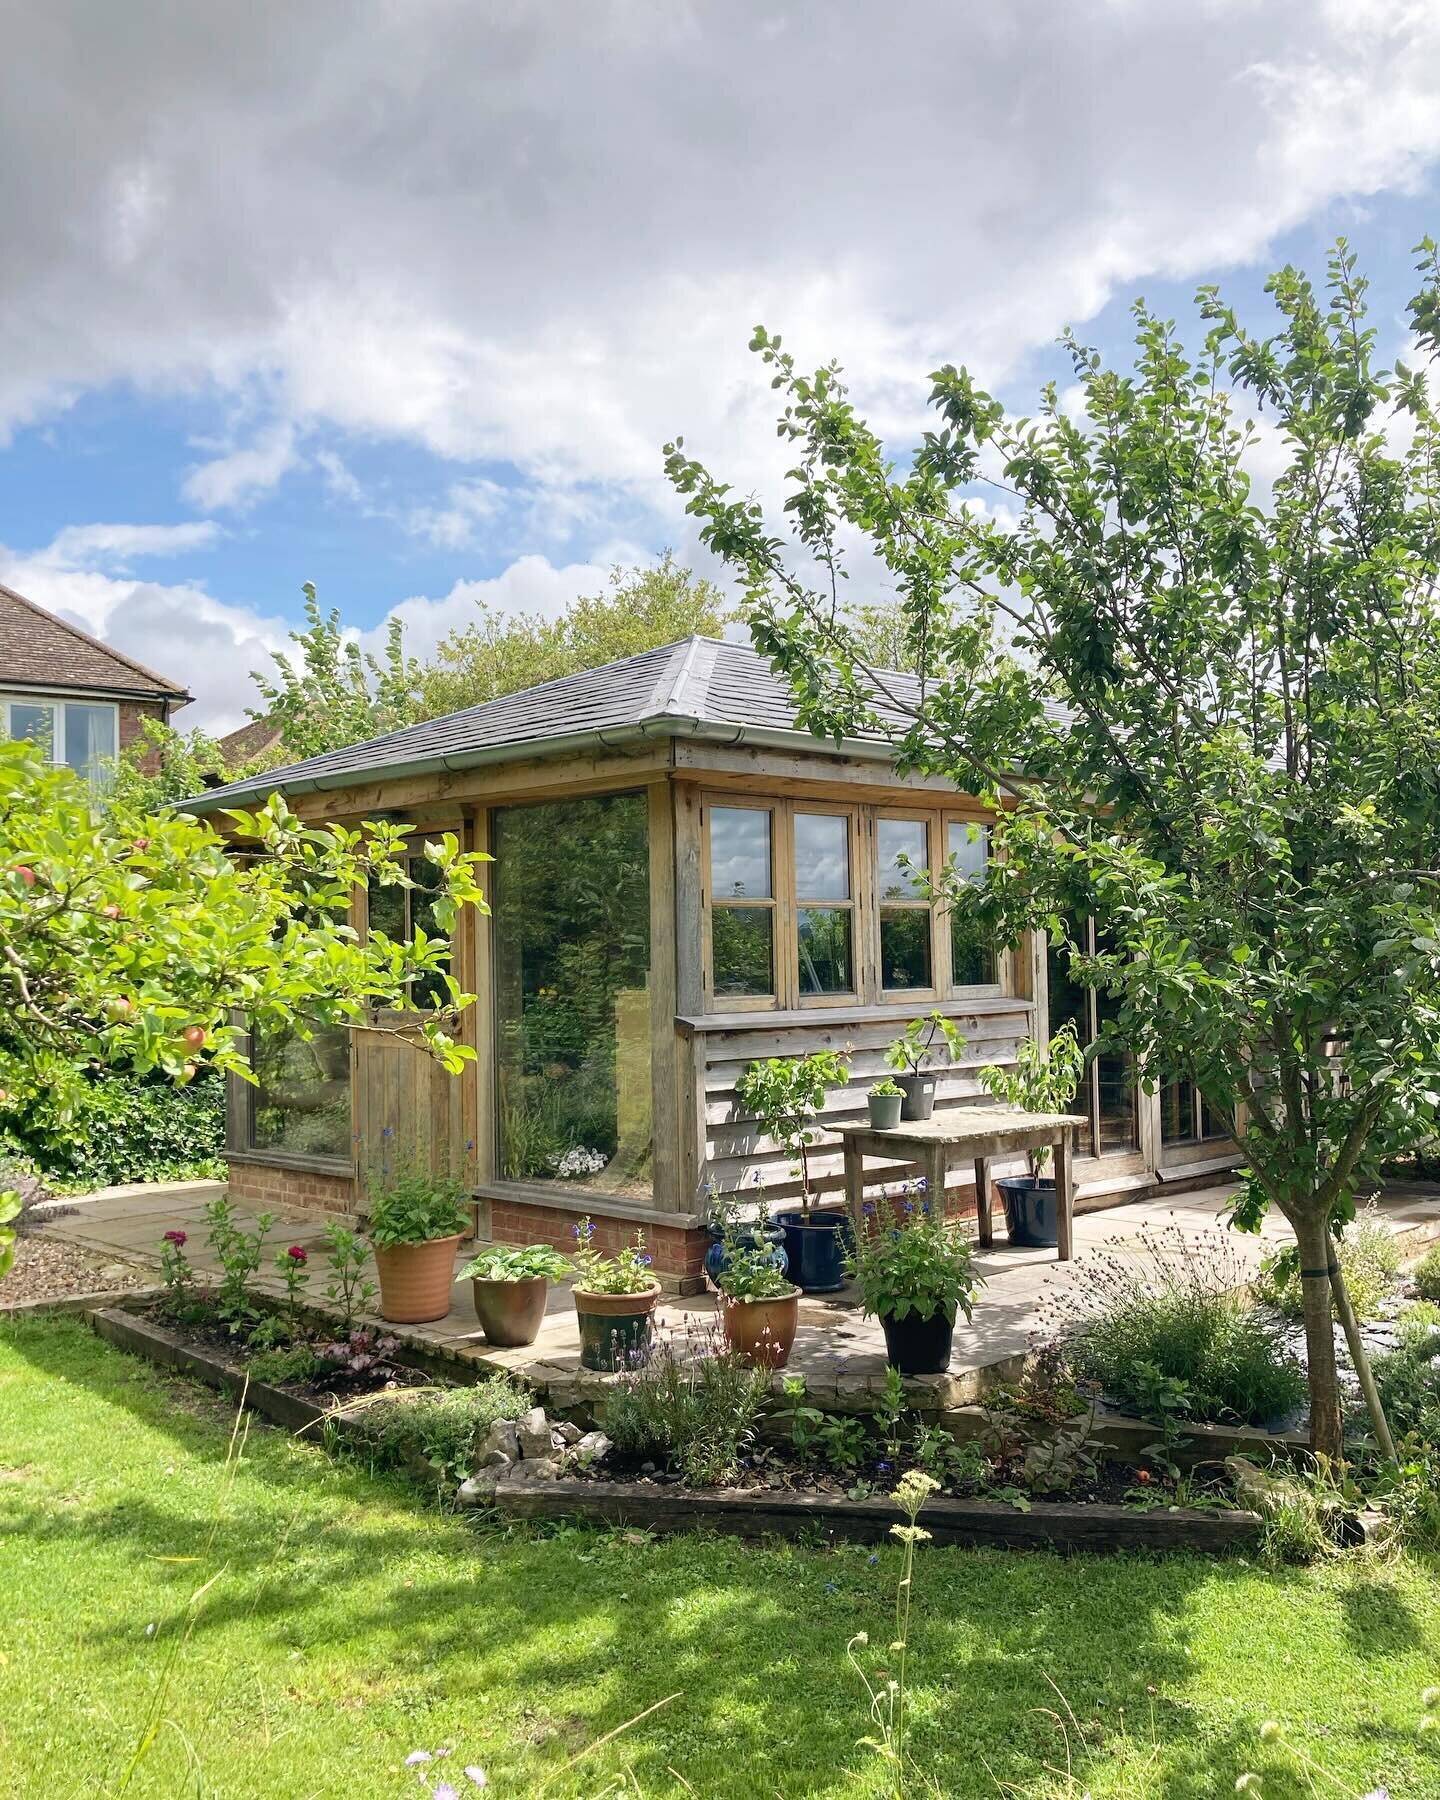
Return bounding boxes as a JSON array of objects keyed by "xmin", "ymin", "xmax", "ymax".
[
  {"xmin": 703, "ymin": 1179, "xmax": 789, "ymax": 1285},
  {"xmin": 867, "ymin": 1077, "xmax": 904, "ymax": 1129},
  {"xmin": 735, "ymin": 1048, "xmax": 851, "ymax": 1293},
  {"xmin": 367, "ymin": 1162, "xmax": 471, "ymax": 1325},
  {"xmin": 714, "ymin": 1232, "xmax": 802, "ymax": 1369},
  {"xmin": 570, "ymin": 1215, "xmax": 661, "ymax": 1370},
  {"xmin": 979, "ymin": 1023, "xmax": 1086, "ymax": 1248},
  {"xmin": 884, "ymin": 1012, "xmax": 967, "ymax": 1120},
  {"xmin": 847, "ymin": 1204, "xmax": 982, "ymax": 1373},
  {"xmin": 460, "ymin": 1242, "xmax": 571, "ymax": 1347}
]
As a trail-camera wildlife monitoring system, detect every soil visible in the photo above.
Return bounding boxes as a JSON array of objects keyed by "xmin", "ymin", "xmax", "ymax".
[{"xmin": 2, "ymin": 1233, "xmax": 152, "ymax": 1306}]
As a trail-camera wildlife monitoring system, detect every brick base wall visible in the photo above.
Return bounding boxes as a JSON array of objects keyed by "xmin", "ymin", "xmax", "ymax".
[
  {"xmin": 224, "ymin": 1157, "xmax": 357, "ymax": 1220},
  {"xmin": 483, "ymin": 1193, "xmax": 709, "ymax": 1293}
]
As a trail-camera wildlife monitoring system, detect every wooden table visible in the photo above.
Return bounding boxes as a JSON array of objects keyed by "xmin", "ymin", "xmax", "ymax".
[{"xmin": 837, "ymin": 1106, "xmax": 1088, "ymax": 1260}]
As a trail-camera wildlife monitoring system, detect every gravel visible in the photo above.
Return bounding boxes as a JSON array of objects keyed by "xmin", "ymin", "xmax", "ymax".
[{"xmin": 1, "ymin": 1233, "xmax": 152, "ymax": 1307}]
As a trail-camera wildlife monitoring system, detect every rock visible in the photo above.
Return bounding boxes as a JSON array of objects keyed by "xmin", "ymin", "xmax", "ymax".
[
  {"xmin": 573, "ymin": 1431, "xmax": 612, "ymax": 1466},
  {"xmin": 554, "ymin": 1421, "xmax": 582, "ymax": 1446},
  {"xmin": 480, "ymin": 1419, "xmax": 520, "ymax": 1463},
  {"xmin": 516, "ymin": 1406, "xmax": 553, "ymax": 1459},
  {"xmin": 1225, "ymin": 1455, "xmax": 1310, "ymax": 1513},
  {"xmin": 475, "ymin": 1448, "xmax": 514, "ymax": 1472},
  {"xmin": 456, "ymin": 1472, "xmax": 500, "ymax": 1508},
  {"xmin": 508, "ymin": 1455, "xmax": 562, "ymax": 1481}
]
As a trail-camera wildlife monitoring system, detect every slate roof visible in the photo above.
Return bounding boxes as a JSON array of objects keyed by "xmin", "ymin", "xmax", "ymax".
[
  {"xmin": 184, "ymin": 636, "xmax": 925, "ymax": 813},
  {"xmin": 0, "ymin": 582, "xmax": 191, "ymax": 703}
]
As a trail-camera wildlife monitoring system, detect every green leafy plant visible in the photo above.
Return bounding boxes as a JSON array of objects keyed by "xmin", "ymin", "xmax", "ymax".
[
  {"xmin": 1399, "ymin": 1300, "xmax": 1440, "ymax": 1346},
  {"xmin": 713, "ymin": 1230, "xmax": 796, "ymax": 1302},
  {"xmin": 847, "ymin": 1205, "xmax": 981, "ymax": 1324},
  {"xmin": 203, "ymin": 1193, "xmax": 275, "ymax": 1333},
  {"xmin": 884, "ymin": 1012, "xmax": 965, "ymax": 1078},
  {"xmin": 771, "ymin": 1375, "xmax": 871, "ymax": 1472},
  {"xmin": 367, "ymin": 1159, "xmax": 470, "ymax": 1248},
  {"xmin": 601, "ymin": 1329, "xmax": 769, "ymax": 1485},
  {"xmin": 570, "ymin": 1215, "xmax": 655, "ymax": 1295},
  {"xmin": 459, "ymin": 1243, "xmax": 572, "ymax": 1282},
  {"xmin": 1255, "ymin": 1205, "xmax": 1401, "ymax": 1324},
  {"xmin": 1, "ymin": 1067, "xmax": 225, "ymax": 1191},
  {"xmin": 275, "ymin": 1243, "xmax": 310, "ymax": 1333},
  {"xmin": 734, "ymin": 1049, "xmax": 850, "ymax": 1215},
  {"xmin": 321, "ymin": 1222, "xmax": 378, "ymax": 1331},
  {"xmin": 249, "ymin": 1343, "xmax": 323, "ymax": 1386},
  {"xmin": 979, "ymin": 1024, "xmax": 1086, "ymax": 1175},
  {"xmin": 1412, "ymin": 1243, "xmax": 1440, "ymax": 1304},
  {"xmin": 868, "ymin": 1078, "xmax": 903, "ymax": 1099},
  {"xmin": 343, "ymin": 1375, "xmax": 531, "ymax": 1493},
  {"xmin": 0, "ymin": 1188, "xmax": 20, "ymax": 1281}
]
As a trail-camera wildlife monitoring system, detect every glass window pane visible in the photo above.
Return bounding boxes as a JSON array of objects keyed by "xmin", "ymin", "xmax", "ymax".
[
  {"xmin": 494, "ymin": 793, "xmax": 653, "ymax": 1195},
  {"xmin": 1200, "ymin": 1094, "xmax": 1233, "ymax": 1140},
  {"xmin": 1096, "ymin": 1047, "xmax": 1138, "ymax": 1152},
  {"xmin": 1160, "ymin": 1078, "xmax": 1197, "ymax": 1145},
  {"xmin": 877, "ymin": 819, "xmax": 929, "ymax": 900},
  {"xmin": 880, "ymin": 908, "xmax": 932, "ymax": 990},
  {"xmin": 794, "ymin": 812, "xmax": 850, "ymax": 899},
  {"xmin": 712, "ymin": 906, "xmax": 774, "ymax": 998},
  {"xmin": 710, "ymin": 806, "xmax": 772, "ymax": 900},
  {"xmin": 948, "ymin": 822, "xmax": 995, "ymax": 985},
  {"xmin": 1046, "ymin": 925, "xmax": 1095, "ymax": 1156},
  {"xmin": 947, "ymin": 821, "xmax": 989, "ymax": 883},
  {"xmin": 366, "ymin": 875, "xmax": 407, "ymax": 941},
  {"xmin": 63, "ymin": 704, "xmax": 116, "ymax": 784},
  {"xmin": 8, "ymin": 702, "xmax": 56, "ymax": 758},
  {"xmin": 250, "ymin": 1018, "xmax": 352, "ymax": 1157},
  {"xmin": 797, "ymin": 907, "xmax": 852, "ymax": 995}
]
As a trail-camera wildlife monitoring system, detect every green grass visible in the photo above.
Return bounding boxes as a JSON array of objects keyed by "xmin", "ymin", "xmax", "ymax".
[{"xmin": 2, "ymin": 1317, "xmax": 1439, "ymax": 1799}]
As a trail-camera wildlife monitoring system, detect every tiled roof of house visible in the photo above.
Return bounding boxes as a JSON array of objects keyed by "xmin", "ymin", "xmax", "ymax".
[
  {"xmin": 216, "ymin": 714, "xmax": 285, "ymax": 769},
  {"xmin": 0, "ymin": 582, "xmax": 191, "ymax": 703},
  {"xmin": 184, "ymin": 636, "xmax": 936, "ymax": 812}
]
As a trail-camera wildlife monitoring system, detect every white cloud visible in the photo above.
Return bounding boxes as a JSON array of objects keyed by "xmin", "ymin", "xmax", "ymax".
[
  {"xmin": 407, "ymin": 477, "xmax": 512, "ymax": 550},
  {"xmin": 181, "ymin": 422, "xmax": 302, "ymax": 511},
  {"xmin": 362, "ymin": 554, "xmax": 629, "ymax": 664},
  {"xmin": 44, "ymin": 520, "xmax": 221, "ymax": 569}
]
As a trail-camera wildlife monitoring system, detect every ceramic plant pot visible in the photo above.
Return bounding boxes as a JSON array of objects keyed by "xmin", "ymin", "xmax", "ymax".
[
  {"xmin": 896, "ymin": 1074, "xmax": 936, "ymax": 1121},
  {"xmin": 573, "ymin": 1281, "xmax": 662, "ymax": 1371},
  {"xmin": 997, "ymin": 1175, "xmax": 1059, "ymax": 1249},
  {"xmin": 374, "ymin": 1233, "xmax": 464, "ymax": 1325},
  {"xmin": 775, "ymin": 1209, "xmax": 852, "ymax": 1294},
  {"xmin": 719, "ymin": 1288, "xmax": 801, "ymax": 1368},
  {"xmin": 703, "ymin": 1220, "xmax": 789, "ymax": 1286},
  {"xmin": 879, "ymin": 1305, "xmax": 957, "ymax": 1375},
  {"xmin": 472, "ymin": 1273, "xmax": 551, "ymax": 1347},
  {"xmin": 868, "ymin": 1092, "xmax": 904, "ymax": 1129}
]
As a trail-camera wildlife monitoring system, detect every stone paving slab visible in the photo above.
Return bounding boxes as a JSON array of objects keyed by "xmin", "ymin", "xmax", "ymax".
[{"xmin": 43, "ymin": 1175, "xmax": 1440, "ymax": 1409}]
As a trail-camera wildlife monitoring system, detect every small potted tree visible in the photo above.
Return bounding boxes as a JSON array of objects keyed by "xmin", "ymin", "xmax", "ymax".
[
  {"xmin": 884, "ymin": 1012, "xmax": 967, "ymax": 1120},
  {"xmin": 713, "ymin": 1229, "xmax": 801, "ymax": 1368},
  {"xmin": 367, "ymin": 1161, "xmax": 471, "ymax": 1325},
  {"xmin": 735, "ymin": 1048, "xmax": 851, "ymax": 1292},
  {"xmin": 570, "ymin": 1215, "xmax": 662, "ymax": 1370},
  {"xmin": 979, "ymin": 1024, "xmax": 1086, "ymax": 1247},
  {"xmin": 867, "ymin": 1077, "xmax": 904, "ymax": 1129},
  {"xmin": 847, "ymin": 1203, "xmax": 982, "ymax": 1373},
  {"xmin": 460, "ymin": 1242, "xmax": 572, "ymax": 1347}
]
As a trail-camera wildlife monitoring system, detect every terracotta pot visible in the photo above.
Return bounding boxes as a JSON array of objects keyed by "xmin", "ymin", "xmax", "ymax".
[
  {"xmin": 719, "ymin": 1288, "xmax": 801, "ymax": 1368},
  {"xmin": 573, "ymin": 1282, "xmax": 662, "ymax": 1371},
  {"xmin": 472, "ymin": 1274, "xmax": 551, "ymax": 1347},
  {"xmin": 374, "ymin": 1233, "xmax": 464, "ymax": 1324}
]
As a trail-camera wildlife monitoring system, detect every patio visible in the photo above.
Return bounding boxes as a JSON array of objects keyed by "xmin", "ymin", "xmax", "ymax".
[{"xmin": 38, "ymin": 1176, "xmax": 1440, "ymax": 1413}]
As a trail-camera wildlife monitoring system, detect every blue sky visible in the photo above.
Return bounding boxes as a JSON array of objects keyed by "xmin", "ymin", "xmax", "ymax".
[{"xmin": 4, "ymin": 3, "xmax": 1440, "ymax": 731}]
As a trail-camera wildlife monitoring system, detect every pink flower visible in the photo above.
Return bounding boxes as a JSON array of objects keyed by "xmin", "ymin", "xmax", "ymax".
[
  {"xmin": 163, "ymin": 1229, "xmax": 187, "ymax": 1248},
  {"xmin": 286, "ymin": 1245, "xmax": 308, "ymax": 1264}
]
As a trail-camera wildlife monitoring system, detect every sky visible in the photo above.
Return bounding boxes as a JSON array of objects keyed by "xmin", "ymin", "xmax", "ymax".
[{"xmin": 5, "ymin": 0, "xmax": 1440, "ymax": 733}]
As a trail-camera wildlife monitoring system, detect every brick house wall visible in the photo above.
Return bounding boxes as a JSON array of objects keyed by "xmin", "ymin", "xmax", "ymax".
[
  {"xmin": 225, "ymin": 1157, "xmax": 359, "ymax": 1221},
  {"xmin": 118, "ymin": 698, "xmax": 172, "ymax": 769}
]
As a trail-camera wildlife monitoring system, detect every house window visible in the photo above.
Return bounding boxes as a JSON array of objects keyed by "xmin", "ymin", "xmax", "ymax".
[
  {"xmin": 493, "ymin": 791, "xmax": 653, "ymax": 1194},
  {"xmin": 708, "ymin": 803, "xmax": 776, "ymax": 1001},
  {"xmin": 1046, "ymin": 919, "xmax": 1138, "ymax": 1158},
  {"xmin": 794, "ymin": 810, "xmax": 855, "ymax": 998},
  {"xmin": 946, "ymin": 819, "xmax": 997, "ymax": 988},
  {"xmin": 248, "ymin": 1017, "xmax": 353, "ymax": 1159},
  {"xmin": 876, "ymin": 816, "xmax": 934, "ymax": 994},
  {"xmin": 1161, "ymin": 1080, "xmax": 1233, "ymax": 1147},
  {"xmin": 366, "ymin": 852, "xmax": 450, "ymax": 1009},
  {"xmin": 1, "ymin": 694, "xmax": 118, "ymax": 790}
]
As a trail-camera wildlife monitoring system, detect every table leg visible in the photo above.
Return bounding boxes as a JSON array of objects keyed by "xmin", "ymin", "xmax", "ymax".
[
  {"xmin": 1054, "ymin": 1131, "xmax": 1074, "ymax": 1261},
  {"xmin": 973, "ymin": 1156, "xmax": 992, "ymax": 1248},
  {"xmin": 844, "ymin": 1141, "xmax": 864, "ymax": 1236},
  {"xmin": 924, "ymin": 1143, "xmax": 947, "ymax": 1219}
]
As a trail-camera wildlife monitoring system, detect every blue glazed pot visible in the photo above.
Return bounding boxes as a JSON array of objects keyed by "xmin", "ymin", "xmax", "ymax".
[
  {"xmin": 775, "ymin": 1209, "xmax": 852, "ymax": 1294},
  {"xmin": 704, "ymin": 1221, "xmax": 789, "ymax": 1285}
]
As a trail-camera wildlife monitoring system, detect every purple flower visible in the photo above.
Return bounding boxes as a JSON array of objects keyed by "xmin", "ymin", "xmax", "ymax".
[
  {"xmin": 163, "ymin": 1229, "xmax": 187, "ymax": 1247},
  {"xmin": 867, "ymin": 1552, "xmax": 879, "ymax": 1566},
  {"xmin": 382, "ymin": 1125, "xmax": 394, "ymax": 1138},
  {"xmin": 433, "ymin": 1786, "xmax": 459, "ymax": 1800},
  {"xmin": 405, "ymin": 1750, "xmax": 433, "ymax": 1766},
  {"xmin": 463, "ymin": 1770, "xmax": 488, "ymax": 1790}
]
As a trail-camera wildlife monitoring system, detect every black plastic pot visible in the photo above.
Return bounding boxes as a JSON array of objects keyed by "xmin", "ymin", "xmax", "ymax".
[
  {"xmin": 775, "ymin": 1209, "xmax": 852, "ymax": 1293},
  {"xmin": 997, "ymin": 1175, "xmax": 1058, "ymax": 1249},
  {"xmin": 879, "ymin": 1305, "xmax": 957, "ymax": 1374},
  {"xmin": 896, "ymin": 1073, "xmax": 936, "ymax": 1120}
]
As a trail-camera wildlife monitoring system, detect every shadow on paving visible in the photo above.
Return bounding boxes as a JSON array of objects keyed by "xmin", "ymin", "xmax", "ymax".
[{"xmin": 2, "ymin": 1316, "xmax": 1428, "ymax": 1798}]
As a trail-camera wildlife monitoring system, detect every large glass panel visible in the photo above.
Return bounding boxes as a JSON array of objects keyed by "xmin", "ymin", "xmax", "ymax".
[
  {"xmin": 1093, "ymin": 937, "xmax": 1138, "ymax": 1152},
  {"xmin": 494, "ymin": 792, "xmax": 652, "ymax": 1194},
  {"xmin": 947, "ymin": 821, "xmax": 995, "ymax": 985},
  {"xmin": 798, "ymin": 907, "xmax": 852, "ymax": 995},
  {"xmin": 250, "ymin": 1019, "xmax": 352, "ymax": 1158},
  {"xmin": 877, "ymin": 818, "xmax": 929, "ymax": 899},
  {"xmin": 63, "ymin": 703, "xmax": 117, "ymax": 786},
  {"xmin": 795, "ymin": 812, "xmax": 849, "ymax": 898},
  {"xmin": 880, "ymin": 909, "xmax": 932, "ymax": 990},
  {"xmin": 713, "ymin": 907, "xmax": 773, "ymax": 997},
  {"xmin": 710, "ymin": 806, "xmax": 772, "ymax": 900},
  {"xmin": 1047, "ymin": 926, "xmax": 1095, "ymax": 1156},
  {"xmin": 8, "ymin": 701, "xmax": 56, "ymax": 758},
  {"xmin": 1161, "ymin": 1078, "xmax": 1198, "ymax": 1145},
  {"xmin": 366, "ymin": 856, "xmax": 450, "ymax": 1009}
]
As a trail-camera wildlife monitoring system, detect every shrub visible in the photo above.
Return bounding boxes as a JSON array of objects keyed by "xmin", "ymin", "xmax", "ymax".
[
  {"xmin": 1412, "ymin": 1244, "xmax": 1440, "ymax": 1305},
  {"xmin": 1374, "ymin": 1329, "xmax": 1440, "ymax": 1439},
  {"xmin": 367, "ymin": 1160, "xmax": 470, "ymax": 1247},
  {"xmin": 601, "ymin": 1327, "xmax": 770, "ymax": 1485},
  {"xmin": 346, "ymin": 1376, "xmax": 531, "ymax": 1489},
  {"xmin": 1, "ymin": 1067, "xmax": 224, "ymax": 1191},
  {"xmin": 1048, "ymin": 1226, "xmax": 1307, "ymax": 1427},
  {"xmin": 1255, "ymin": 1205, "xmax": 1401, "ymax": 1324},
  {"xmin": 847, "ymin": 1204, "xmax": 981, "ymax": 1323}
]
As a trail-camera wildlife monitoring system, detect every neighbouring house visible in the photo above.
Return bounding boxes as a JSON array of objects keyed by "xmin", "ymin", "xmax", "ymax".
[
  {"xmin": 0, "ymin": 581, "xmax": 192, "ymax": 786},
  {"xmin": 215, "ymin": 713, "xmax": 284, "ymax": 774},
  {"xmin": 186, "ymin": 637, "xmax": 1239, "ymax": 1289}
]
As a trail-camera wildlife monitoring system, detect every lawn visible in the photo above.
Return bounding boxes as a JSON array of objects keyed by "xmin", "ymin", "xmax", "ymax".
[{"xmin": 2, "ymin": 1316, "xmax": 1438, "ymax": 1798}]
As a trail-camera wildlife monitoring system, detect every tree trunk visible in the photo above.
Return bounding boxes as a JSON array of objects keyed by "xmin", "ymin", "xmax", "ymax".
[{"xmin": 1290, "ymin": 1207, "xmax": 1345, "ymax": 1461}]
